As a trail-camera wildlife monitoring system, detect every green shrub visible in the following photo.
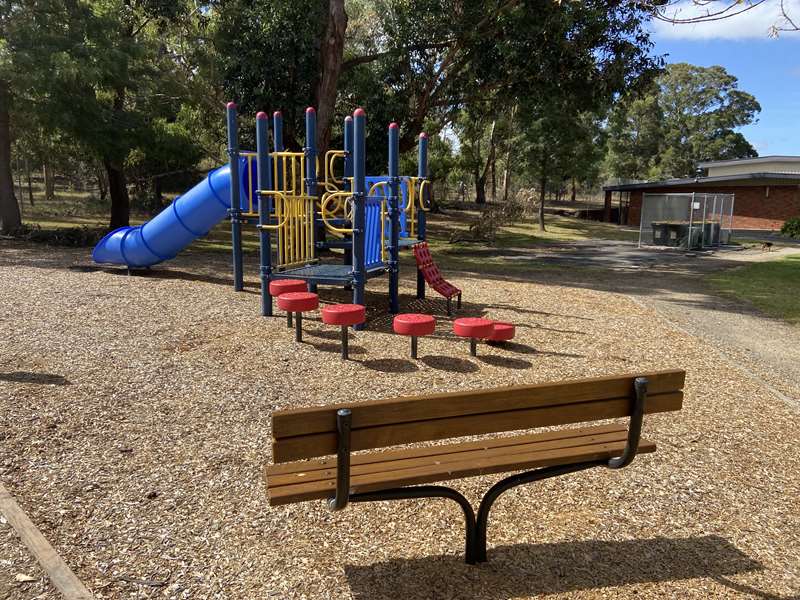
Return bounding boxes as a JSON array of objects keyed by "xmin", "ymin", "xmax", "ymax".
[{"xmin": 781, "ymin": 217, "xmax": 800, "ymax": 239}]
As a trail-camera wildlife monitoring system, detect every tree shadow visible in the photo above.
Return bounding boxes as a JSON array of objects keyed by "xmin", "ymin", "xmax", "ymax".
[
  {"xmin": 492, "ymin": 342, "xmax": 536, "ymax": 355},
  {"xmin": 344, "ymin": 535, "xmax": 770, "ymax": 600},
  {"xmin": 308, "ymin": 342, "xmax": 367, "ymax": 356},
  {"xmin": 478, "ymin": 355, "xmax": 532, "ymax": 370},
  {"xmin": 533, "ymin": 349, "xmax": 586, "ymax": 359},
  {"xmin": 360, "ymin": 358, "xmax": 419, "ymax": 373},
  {"xmin": 419, "ymin": 355, "xmax": 479, "ymax": 373},
  {"xmin": 0, "ymin": 371, "xmax": 71, "ymax": 386}
]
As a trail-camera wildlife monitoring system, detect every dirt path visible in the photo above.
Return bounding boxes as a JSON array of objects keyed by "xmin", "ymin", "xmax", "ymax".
[{"xmin": 493, "ymin": 242, "xmax": 800, "ymax": 407}]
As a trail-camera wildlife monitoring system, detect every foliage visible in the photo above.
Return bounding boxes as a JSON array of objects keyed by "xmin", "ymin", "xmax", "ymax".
[
  {"xmin": 780, "ymin": 217, "xmax": 800, "ymax": 239},
  {"xmin": 9, "ymin": 223, "xmax": 107, "ymax": 247},
  {"xmin": 605, "ymin": 63, "xmax": 760, "ymax": 181}
]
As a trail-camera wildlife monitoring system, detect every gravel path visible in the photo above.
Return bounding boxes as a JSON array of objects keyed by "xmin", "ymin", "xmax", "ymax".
[{"xmin": 1, "ymin": 241, "xmax": 799, "ymax": 599}]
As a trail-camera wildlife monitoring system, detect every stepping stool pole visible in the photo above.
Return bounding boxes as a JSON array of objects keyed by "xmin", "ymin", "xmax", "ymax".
[
  {"xmin": 453, "ymin": 317, "xmax": 494, "ymax": 357},
  {"xmin": 470, "ymin": 338, "xmax": 477, "ymax": 356},
  {"xmin": 295, "ymin": 312, "xmax": 303, "ymax": 342},
  {"xmin": 287, "ymin": 312, "xmax": 293, "ymax": 328},
  {"xmin": 393, "ymin": 313, "xmax": 436, "ymax": 359},
  {"xmin": 341, "ymin": 325, "xmax": 349, "ymax": 360},
  {"xmin": 411, "ymin": 336, "xmax": 418, "ymax": 359}
]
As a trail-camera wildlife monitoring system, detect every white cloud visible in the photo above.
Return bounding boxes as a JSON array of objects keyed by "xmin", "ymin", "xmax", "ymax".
[{"xmin": 652, "ymin": 0, "xmax": 800, "ymax": 40}]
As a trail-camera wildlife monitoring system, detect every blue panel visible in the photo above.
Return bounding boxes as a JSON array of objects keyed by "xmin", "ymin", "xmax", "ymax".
[{"xmin": 364, "ymin": 196, "xmax": 384, "ymax": 269}]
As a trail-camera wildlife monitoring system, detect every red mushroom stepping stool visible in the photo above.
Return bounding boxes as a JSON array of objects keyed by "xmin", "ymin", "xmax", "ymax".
[
  {"xmin": 393, "ymin": 313, "xmax": 436, "ymax": 359},
  {"xmin": 269, "ymin": 279, "xmax": 308, "ymax": 327},
  {"xmin": 453, "ymin": 317, "xmax": 494, "ymax": 356},
  {"xmin": 487, "ymin": 321, "xmax": 515, "ymax": 345},
  {"xmin": 321, "ymin": 304, "xmax": 366, "ymax": 360},
  {"xmin": 277, "ymin": 292, "xmax": 318, "ymax": 343}
]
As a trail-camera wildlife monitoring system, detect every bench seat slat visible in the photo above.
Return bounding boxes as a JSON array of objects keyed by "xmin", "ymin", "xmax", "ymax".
[
  {"xmin": 266, "ymin": 428, "xmax": 656, "ymax": 506},
  {"xmin": 266, "ymin": 423, "xmax": 627, "ymax": 477},
  {"xmin": 267, "ymin": 429, "xmax": 632, "ymax": 488},
  {"xmin": 273, "ymin": 391, "xmax": 681, "ymax": 463},
  {"xmin": 272, "ymin": 369, "xmax": 685, "ymax": 439}
]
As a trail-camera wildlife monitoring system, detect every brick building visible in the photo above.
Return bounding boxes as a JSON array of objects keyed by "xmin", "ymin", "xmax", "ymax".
[{"xmin": 603, "ymin": 156, "xmax": 800, "ymax": 231}]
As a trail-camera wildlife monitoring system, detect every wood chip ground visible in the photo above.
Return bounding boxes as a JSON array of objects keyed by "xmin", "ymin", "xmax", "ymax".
[{"xmin": 1, "ymin": 243, "xmax": 798, "ymax": 599}]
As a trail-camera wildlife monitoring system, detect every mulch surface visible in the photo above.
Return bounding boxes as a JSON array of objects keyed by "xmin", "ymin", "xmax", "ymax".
[{"xmin": 1, "ymin": 242, "xmax": 798, "ymax": 599}]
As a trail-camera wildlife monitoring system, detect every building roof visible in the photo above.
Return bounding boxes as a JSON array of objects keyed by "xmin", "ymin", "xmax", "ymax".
[
  {"xmin": 603, "ymin": 172, "xmax": 800, "ymax": 192},
  {"xmin": 698, "ymin": 155, "xmax": 800, "ymax": 169}
]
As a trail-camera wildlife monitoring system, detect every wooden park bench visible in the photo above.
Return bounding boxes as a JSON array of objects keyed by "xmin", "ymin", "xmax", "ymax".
[{"xmin": 264, "ymin": 369, "xmax": 685, "ymax": 564}]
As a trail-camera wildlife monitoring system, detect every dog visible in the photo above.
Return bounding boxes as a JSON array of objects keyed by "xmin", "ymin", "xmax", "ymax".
[{"xmin": 761, "ymin": 241, "xmax": 774, "ymax": 252}]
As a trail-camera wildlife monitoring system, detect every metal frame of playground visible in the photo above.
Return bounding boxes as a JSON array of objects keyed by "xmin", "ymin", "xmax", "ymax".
[{"xmin": 224, "ymin": 104, "xmax": 432, "ymax": 327}]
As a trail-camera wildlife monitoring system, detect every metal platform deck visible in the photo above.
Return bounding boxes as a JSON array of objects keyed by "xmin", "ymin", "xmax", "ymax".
[{"xmin": 272, "ymin": 263, "xmax": 389, "ymax": 285}]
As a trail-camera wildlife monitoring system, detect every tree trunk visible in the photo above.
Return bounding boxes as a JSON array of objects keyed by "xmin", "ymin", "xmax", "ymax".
[
  {"xmin": 488, "ymin": 119, "xmax": 497, "ymax": 202},
  {"xmin": 96, "ymin": 166, "xmax": 108, "ymax": 201},
  {"xmin": 43, "ymin": 160, "xmax": 55, "ymax": 202},
  {"xmin": 151, "ymin": 176, "xmax": 163, "ymax": 214},
  {"xmin": 105, "ymin": 159, "xmax": 130, "ymax": 229},
  {"xmin": 26, "ymin": 159, "xmax": 34, "ymax": 205},
  {"xmin": 571, "ymin": 178, "xmax": 576, "ymax": 202},
  {"xmin": 538, "ymin": 174, "xmax": 547, "ymax": 232},
  {"xmin": 0, "ymin": 79, "xmax": 21, "ymax": 234},
  {"xmin": 314, "ymin": 0, "xmax": 347, "ymax": 158},
  {"xmin": 474, "ymin": 169, "xmax": 486, "ymax": 205}
]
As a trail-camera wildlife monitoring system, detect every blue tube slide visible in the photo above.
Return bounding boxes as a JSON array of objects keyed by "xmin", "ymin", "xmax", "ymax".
[{"xmin": 92, "ymin": 159, "xmax": 250, "ymax": 267}]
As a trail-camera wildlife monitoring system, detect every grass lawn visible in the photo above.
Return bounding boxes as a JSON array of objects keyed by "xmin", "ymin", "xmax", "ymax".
[{"xmin": 710, "ymin": 255, "xmax": 800, "ymax": 325}]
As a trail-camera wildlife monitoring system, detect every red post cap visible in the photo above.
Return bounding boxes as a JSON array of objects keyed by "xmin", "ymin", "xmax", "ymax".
[
  {"xmin": 276, "ymin": 292, "xmax": 319, "ymax": 313},
  {"xmin": 306, "ymin": 106, "xmax": 316, "ymax": 114},
  {"xmin": 226, "ymin": 101, "xmax": 237, "ymax": 109},
  {"xmin": 419, "ymin": 132, "xmax": 428, "ymax": 140},
  {"xmin": 344, "ymin": 115, "xmax": 353, "ymax": 122},
  {"xmin": 322, "ymin": 304, "xmax": 366, "ymax": 327},
  {"xmin": 256, "ymin": 111, "xmax": 268, "ymax": 120},
  {"xmin": 273, "ymin": 110, "xmax": 282, "ymax": 118},
  {"xmin": 389, "ymin": 122, "xmax": 398, "ymax": 130},
  {"xmin": 393, "ymin": 313, "xmax": 436, "ymax": 337},
  {"xmin": 354, "ymin": 108, "xmax": 366, "ymax": 117}
]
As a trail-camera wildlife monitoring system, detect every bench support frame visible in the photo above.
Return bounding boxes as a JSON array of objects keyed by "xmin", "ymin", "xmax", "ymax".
[{"xmin": 325, "ymin": 378, "xmax": 649, "ymax": 564}]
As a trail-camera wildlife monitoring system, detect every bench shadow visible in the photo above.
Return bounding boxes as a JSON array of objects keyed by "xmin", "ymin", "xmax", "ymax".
[
  {"xmin": 0, "ymin": 371, "xmax": 71, "ymax": 386},
  {"xmin": 478, "ymin": 355, "xmax": 532, "ymax": 370},
  {"xmin": 344, "ymin": 535, "xmax": 769, "ymax": 600},
  {"xmin": 360, "ymin": 358, "xmax": 419, "ymax": 373},
  {"xmin": 492, "ymin": 341, "xmax": 536, "ymax": 355},
  {"xmin": 419, "ymin": 355, "xmax": 479, "ymax": 373}
]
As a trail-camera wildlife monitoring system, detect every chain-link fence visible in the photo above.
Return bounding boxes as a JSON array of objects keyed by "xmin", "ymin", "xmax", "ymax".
[{"xmin": 638, "ymin": 193, "xmax": 735, "ymax": 249}]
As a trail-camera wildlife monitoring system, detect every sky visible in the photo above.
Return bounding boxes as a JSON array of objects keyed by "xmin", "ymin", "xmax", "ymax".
[{"xmin": 650, "ymin": 0, "xmax": 800, "ymax": 156}]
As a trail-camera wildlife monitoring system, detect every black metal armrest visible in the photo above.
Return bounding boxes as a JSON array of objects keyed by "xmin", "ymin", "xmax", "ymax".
[
  {"xmin": 328, "ymin": 409, "xmax": 352, "ymax": 511},
  {"xmin": 608, "ymin": 377, "xmax": 648, "ymax": 470}
]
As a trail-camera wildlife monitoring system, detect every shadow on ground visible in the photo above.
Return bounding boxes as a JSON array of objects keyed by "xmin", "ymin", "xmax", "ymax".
[
  {"xmin": 345, "ymin": 535, "xmax": 773, "ymax": 600},
  {"xmin": 0, "ymin": 371, "xmax": 71, "ymax": 385}
]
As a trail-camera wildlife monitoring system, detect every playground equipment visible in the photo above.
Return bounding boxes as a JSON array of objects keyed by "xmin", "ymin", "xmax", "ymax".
[
  {"xmin": 413, "ymin": 242, "xmax": 462, "ymax": 315},
  {"xmin": 276, "ymin": 291, "xmax": 319, "ymax": 342},
  {"xmin": 453, "ymin": 317, "xmax": 495, "ymax": 356},
  {"xmin": 92, "ymin": 103, "xmax": 435, "ymax": 328},
  {"xmin": 227, "ymin": 104, "xmax": 433, "ymax": 326},
  {"xmin": 321, "ymin": 304, "xmax": 366, "ymax": 360},
  {"xmin": 392, "ymin": 313, "xmax": 436, "ymax": 359}
]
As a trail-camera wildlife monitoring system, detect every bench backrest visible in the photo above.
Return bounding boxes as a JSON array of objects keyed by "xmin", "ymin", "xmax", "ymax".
[{"xmin": 271, "ymin": 369, "xmax": 685, "ymax": 462}]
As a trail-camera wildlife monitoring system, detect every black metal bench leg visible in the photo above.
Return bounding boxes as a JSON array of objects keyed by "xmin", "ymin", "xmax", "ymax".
[
  {"xmin": 457, "ymin": 293, "xmax": 462, "ymax": 309},
  {"xmin": 474, "ymin": 462, "xmax": 600, "ymax": 563},
  {"xmin": 447, "ymin": 297, "xmax": 452, "ymax": 316},
  {"xmin": 350, "ymin": 486, "xmax": 479, "ymax": 564}
]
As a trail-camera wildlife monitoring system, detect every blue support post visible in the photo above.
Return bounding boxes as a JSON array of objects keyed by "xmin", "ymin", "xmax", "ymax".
[
  {"xmin": 416, "ymin": 132, "xmax": 429, "ymax": 299},
  {"xmin": 352, "ymin": 108, "xmax": 367, "ymax": 329},
  {"xmin": 256, "ymin": 111, "xmax": 273, "ymax": 316},
  {"xmin": 305, "ymin": 107, "xmax": 319, "ymax": 292},
  {"xmin": 273, "ymin": 111, "xmax": 284, "ymax": 191},
  {"xmin": 227, "ymin": 102, "xmax": 244, "ymax": 292},
  {"xmin": 388, "ymin": 122, "xmax": 400, "ymax": 314},
  {"xmin": 342, "ymin": 116, "xmax": 354, "ymax": 271}
]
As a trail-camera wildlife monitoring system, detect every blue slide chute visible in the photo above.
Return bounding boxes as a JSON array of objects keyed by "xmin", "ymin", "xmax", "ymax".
[{"xmin": 92, "ymin": 161, "xmax": 248, "ymax": 267}]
